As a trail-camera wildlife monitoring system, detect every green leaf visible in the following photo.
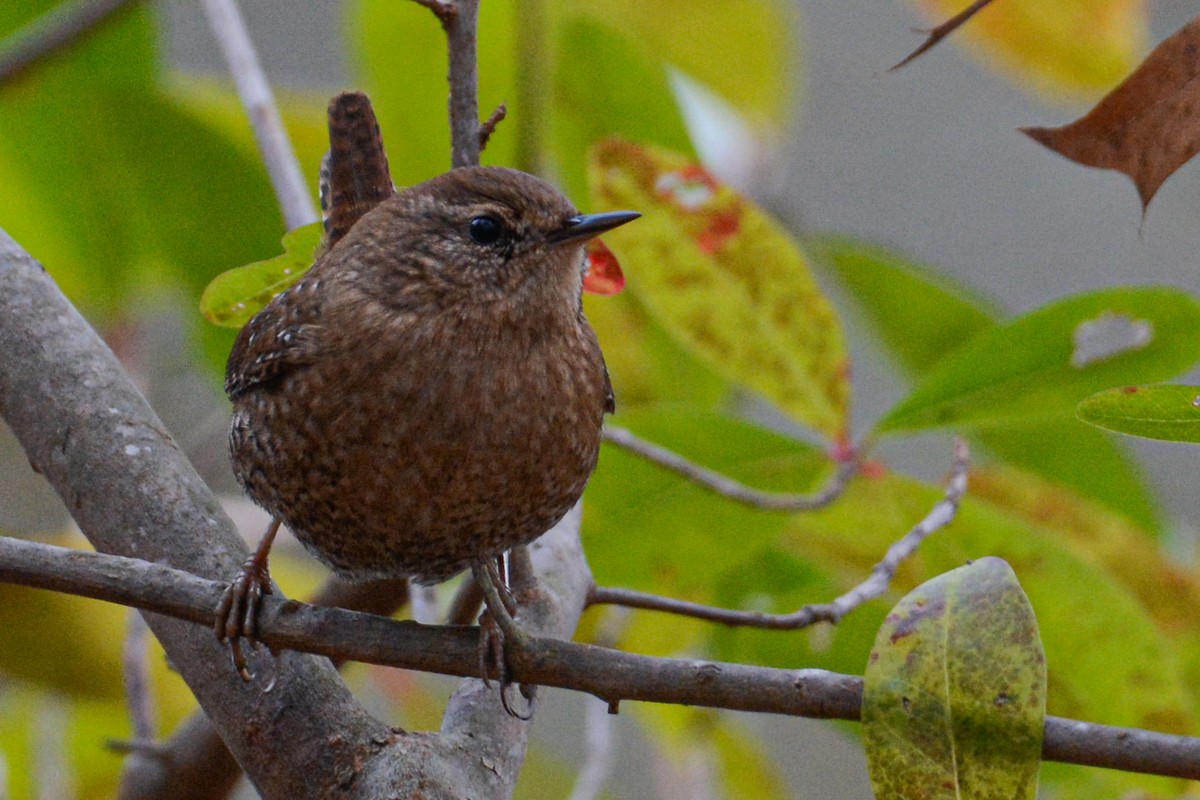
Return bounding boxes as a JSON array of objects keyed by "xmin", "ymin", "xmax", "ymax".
[
  {"xmin": 806, "ymin": 234, "xmax": 998, "ymax": 375},
  {"xmin": 0, "ymin": 11, "xmax": 285, "ymax": 326},
  {"xmin": 552, "ymin": 16, "xmax": 694, "ymax": 200},
  {"xmin": 584, "ymin": 404, "xmax": 826, "ymax": 595},
  {"xmin": 878, "ymin": 287, "xmax": 1200, "ymax": 433},
  {"xmin": 199, "ymin": 222, "xmax": 323, "ymax": 328},
  {"xmin": 782, "ymin": 473, "xmax": 1195, "ymax": 746},
  {"xmin": 968, "ymin": 464, "xmax": 1198, "ymax": 636},
  {"xmin": 584, "ymin": 291, "xmax": 730, "ymax": 409},
  {"xmin": 808, "ymin": 235, "xmax": 1162, "ymax": 532},
  {"xmin": 1077, "ymin": 384, "xmax": 1200, "ymax": 443},
  {"xmin": 571, "ymin": 0, "xmax": 795, "ymax": 126},
  {"xmin": 975, "ymin": 421, "xmax": 1162, "ymax": 535},
  {"xmin": 863, "ymin": 558, "xmax": 1045, "ymax": 800},
  {"xmin": 589, "ymin": 139, "xmax": 851, "ymax": 440}
]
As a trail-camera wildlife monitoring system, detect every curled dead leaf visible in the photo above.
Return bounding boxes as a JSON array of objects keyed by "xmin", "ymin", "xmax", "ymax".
[{"xmin": 1022, "ymin": 15, "xmax": 1200, "ymax": 211}]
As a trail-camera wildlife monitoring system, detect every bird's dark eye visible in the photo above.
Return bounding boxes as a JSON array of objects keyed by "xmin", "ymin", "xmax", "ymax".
[{"xmin": 468, "ymin": 215, "xmax": 505, "ymax": 245}]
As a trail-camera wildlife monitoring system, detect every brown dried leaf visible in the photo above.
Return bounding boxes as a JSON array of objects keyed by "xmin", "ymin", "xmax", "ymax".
[{"xmin": 1022, "ymin": 16, "xmax": 1200, "ymax": 210}]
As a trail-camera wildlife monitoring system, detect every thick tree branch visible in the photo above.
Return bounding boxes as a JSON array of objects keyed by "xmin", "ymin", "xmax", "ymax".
[
  {"xmin": 199, "ymin": 0, "xmax": 318, "ymax": 230},
  {"xmin": 1, "ymin": 532, "xmax": 1198, "ymax": 780},
  {"xmin": 117, "ymin": 574, "xmax": 412, "ymax": 800},
  {"xmin": 0, "ymin": 226, "xmax": 384, "ymax": 799}
]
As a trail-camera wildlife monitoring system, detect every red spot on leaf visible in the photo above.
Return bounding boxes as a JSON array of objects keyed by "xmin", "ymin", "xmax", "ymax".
[
  {"xmin": 583, "ymin": 239, "xmax": 626, "ymax": 295},
  {"xmin": 695, "ymin": 208, "xmax": 743, "ymax": 255},
  {"xmin": 1121, "ymin": 385, "xmax": 1139, "ymax": 393},
  {"xmin": 655, "ymin": 165, "xmax": 721, "ymax": 208},
  {"xmin": 653, "ymin": 163, "xmax": 744, "ymax": 254}
]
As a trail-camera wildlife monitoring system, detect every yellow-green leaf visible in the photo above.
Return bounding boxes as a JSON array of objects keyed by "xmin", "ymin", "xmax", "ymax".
[
  {"xmin": 589, "ymin": 139, "xmax": 850, "ymax": 440},
  {"xmin": 911, "ymin": 0, "xmax": 1148, "ymax": 100},
  {"xmin": 863, "ymin": 557, "xmax": 1045, "ymax": 800},
  {"xmin": 572, "ymin": 0, "xmax": 796, "ymax": 125},
  {"xmin": 199, "ymin": 222, "xmax": 323, "ymax": 328}
]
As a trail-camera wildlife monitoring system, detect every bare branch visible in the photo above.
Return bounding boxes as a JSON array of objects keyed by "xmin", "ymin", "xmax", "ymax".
[
  {"xmin": 0, "ymin": 0, "xmax": 139, "ymax": 84},
  {"xmin": 0, "ymin": 227, "xmax": 599, "ymax": 799},
  {"xmin": 411, "ymin": 0, "xmax": 458, "ymax": 24},
  {"xmin": 123, "ymin": 611, "xmax": 156, "ymax": 741},
  {"xmin": 478, "ymin": 103, "xmax": 508, "ymax": 152},
  {"xmin": 199, "ymin": 0, "xmax": 318, "ymax": 230},
  {"xmin": 602, "ymin": 424, "xmax": 860, "ymax": 511},
  {"xmin": 411, "ymin": 0, "xmax": 483, "ymax": 167},
  {"xmin": 116, "ymin": 713, "xmax": 241, "ymax": 800},
  {"xmin": 566, "ymin": 609, "xmax": 627, "ymax": 800},
  {"xmin": 2, "ymin": 533, "xmax": 1199, "ymax": 781},
  {"xmin": 588, "ymin": 438, "xmax": 969, "ymax": 628},
  {"xmin": 890, "ymin": 0, "xmax": 998, "ymax": 72},
  {"xmin": 445, "ymin": 0, "xmax": 480, "ymax": 167}
]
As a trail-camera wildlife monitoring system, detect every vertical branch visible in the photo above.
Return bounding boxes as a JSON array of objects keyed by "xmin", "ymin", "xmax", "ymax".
[
  {"xmin": 122, "ymin": 611, "xmax": 157, "ymax": 742},
  {"xmin": 420, "ymin": 0, "xmax": 483, "ymax": 167},
  {"xmin": 199, "ymin": 0, "xmax": 318, "ymax": 229},
  {"xmin": 447, "ymin": 0, "xmax": 482, "ymax": 167}
]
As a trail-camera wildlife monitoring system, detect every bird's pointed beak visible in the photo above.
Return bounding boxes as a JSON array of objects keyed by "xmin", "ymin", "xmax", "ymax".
[{"xmin": 548, "ymin": 210, "xmax": 641, "ymax": 246}]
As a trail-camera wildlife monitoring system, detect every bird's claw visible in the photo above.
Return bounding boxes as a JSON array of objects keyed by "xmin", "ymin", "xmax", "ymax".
[
  {"xmin": 215, "ymin": 556, "xmax": 274, "ymax": 681},
  {"xmin": 476, "ymin": 608, "xmax": 534, "ymax": 720}
]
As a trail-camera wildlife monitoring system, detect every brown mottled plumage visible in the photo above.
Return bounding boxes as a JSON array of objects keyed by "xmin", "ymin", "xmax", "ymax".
[{"xmin": 224, "ymin": 94, "xmax": 637, "ymax": 594}]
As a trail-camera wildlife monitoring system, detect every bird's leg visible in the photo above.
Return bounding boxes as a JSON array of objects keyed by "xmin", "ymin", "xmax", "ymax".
[
  {"xmin": 215, "ymin": 517, "xmax": 282, "ymax": 681},
  {"xmin": 472, "ymin": 557, "xmax": 522, "ymax": 642},
  {"xmin": 471, "ymin": 557, "xmax": 535, "ymax": 718}
]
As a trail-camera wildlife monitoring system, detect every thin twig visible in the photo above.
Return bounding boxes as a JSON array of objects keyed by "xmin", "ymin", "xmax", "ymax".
[
  {"xmin": 0, "ymin": 0, "xmax": 139, "ymax": 84},
  {"xmin": 1, "ymin": 534, "xmax": 1199, "ymax": 780},
  {"xmin": 890, "ymin": 0, "xmax": 998, "ymax": 72},
  {"xmin": 199, "ymin": 0, "xmax": 318, "ymax": 230},
  {"xmin": 602, "ymin": 425, "xmax": 860, "ymax": 511},
  {"xmin": 478, "ymin": 103, "xmax": 507, "ymax": 152},
  {"xmin": 589, "ymin": 438, "xmax": 969, "ymax": 628},
  {"xmin": 122, "ymin": 611, "xmax": 156, "ymax": 741},
  {"xmin": 566, "ymin": 608, "xmax": 627, "ymax": 800}
]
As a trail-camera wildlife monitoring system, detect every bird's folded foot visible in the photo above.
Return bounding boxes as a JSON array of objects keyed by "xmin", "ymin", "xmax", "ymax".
[
  {"xmin": 215, "ymin": 519, "xmax": 281, "ymax": 681},
  {"xmin": 472, "ymin": 558, "xmax": 536, "ymax": 719}
]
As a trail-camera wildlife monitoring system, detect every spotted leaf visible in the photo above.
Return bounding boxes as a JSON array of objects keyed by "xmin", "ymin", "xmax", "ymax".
[
  {"xmin": 589, "ymin": 139, "xmax": 850, "ymax": 440},
  {"xmin": 863, "ymin": 557, "xmax": 1045, "ymax": 800}
]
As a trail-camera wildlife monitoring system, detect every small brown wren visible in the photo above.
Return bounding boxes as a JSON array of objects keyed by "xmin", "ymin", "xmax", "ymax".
[{"xmin": 216, "ymin": 92, "xmax": 638, "ymax": 677}]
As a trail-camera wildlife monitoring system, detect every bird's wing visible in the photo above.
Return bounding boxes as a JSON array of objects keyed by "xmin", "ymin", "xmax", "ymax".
[{"xmin": 225, "ymin": 287, "xmax": 323, "ymax": 400}]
